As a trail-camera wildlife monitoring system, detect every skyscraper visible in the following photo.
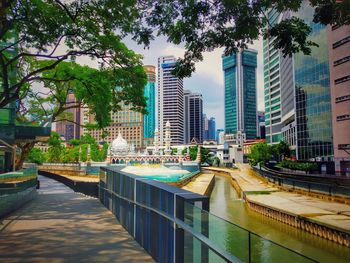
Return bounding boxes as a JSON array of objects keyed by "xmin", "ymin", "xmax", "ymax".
[
  {"xmin": 294, "ymin": 3, "xmax": 333, "ymax": 162},
  {"xmin": 263, "ymin": 9, "xmax": 295, "ymax": 146},
  {"xmin": 208, "ymin": 117, "xmax": 216, "ymax": 140},
  {"xmin": 202, "ymin": 114, "xmax": 209, "ymax": 141},
  {"xmin": 183, "ymin": 89, "xmax": 191, "ymax": 144},
  {"xmin": 143, "ymin": 65, "xmax": 156, "ymax": 147},
  {"xmin": 328, "ymin": 24, "xmax": 350, "ymax": 174},
  {"xmin": 189, "ymin": 92, "xmax": 203, "ymax": 143},
  {"xmin": 222, "ymin": 49, "xmax": 258, "ymax": 140},
  {"xmin": 264, "ymin": 1, "xmax": 334, "ymax": 165},
  {"xmin": 158, "ymin": 56, "xmax": 184, "ymax": 145}
]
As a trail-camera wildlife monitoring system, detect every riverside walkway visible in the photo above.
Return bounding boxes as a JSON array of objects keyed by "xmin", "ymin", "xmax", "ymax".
[
  {"xmin": 204, "ymin": 164, "xmax": 350, "ymax": 247},
  {"xmin": 0, "ymin": 175, "xmax": 154, "ymax": 263}
]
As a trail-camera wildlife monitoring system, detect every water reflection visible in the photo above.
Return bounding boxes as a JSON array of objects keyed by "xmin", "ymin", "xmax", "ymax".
[{"xmin": 209, "ymin": 174, "xmax": 350, "ymax": 263}]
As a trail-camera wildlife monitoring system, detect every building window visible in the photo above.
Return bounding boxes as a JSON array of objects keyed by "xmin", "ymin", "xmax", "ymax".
[
  {"xmin": 333, "ymin": 36, "xmax": 350, "ymax": 49},
  {"xmin": 334, "ymin": 55, "xmax": 350, "ymax": 66},
  {"xmin": 335, "ymin": 75, "xmax": 350, "ymax": 85},
  {"xmin": 336, "ymin": 94, "xmax": 350, "ymax": 103},
  {"xmin": 336, "ymin": 114, "xmax": 350, "ymax": 121}
]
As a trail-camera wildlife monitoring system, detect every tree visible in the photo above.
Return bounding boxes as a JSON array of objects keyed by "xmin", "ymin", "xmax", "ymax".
[
  {"xmin": 14, "ymin": 60, "xmax": 146, "ymax": 168},
  {"xmin": 271, "ymin": 141, "xmax": 291, "ymax": 162},
  {"xmin": 1, "ymin": 0, "xmax": 349, "ymax": 107},
  {"xmin": 25, "ymin": 148, "xmax": 46, "ymax": 165},
  {"xmin": 249, "ymin": 142, "xmax": 271, "ymax": 166},
  {"xmin": 47, "ymin": 132, "xmax": 63, "ymax": 163},
  {"xmin": 138, "ymin": 0, "xmax": 350, "ymax": 77}
]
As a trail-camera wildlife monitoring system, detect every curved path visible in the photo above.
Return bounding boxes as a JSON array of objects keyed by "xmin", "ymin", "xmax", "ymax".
[{"xmin": 0, "ymin": 175, "xmax": 154, "ymax": 263}]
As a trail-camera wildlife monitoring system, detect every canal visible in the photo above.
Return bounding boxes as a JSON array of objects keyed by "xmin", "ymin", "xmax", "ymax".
[{"xmin": 209, "ymin": 174, "xmax": 350, "ymax": 263}]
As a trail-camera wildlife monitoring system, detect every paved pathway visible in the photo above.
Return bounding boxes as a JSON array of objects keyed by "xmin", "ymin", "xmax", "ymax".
[
  {"xmin": 0, "ymin": 175, "xmax": 154, "ymax": 263},
  {"xmin": 204, "ymin": 165, "xmax": 350, "ymax": 234}
]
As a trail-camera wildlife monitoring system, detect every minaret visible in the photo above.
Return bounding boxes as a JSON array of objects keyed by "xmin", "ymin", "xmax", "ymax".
[
  {"xmin": 196, "ymin": 145, "xmax": 201, "ymax": 163},
  {"xmin": 154, "ymin": 127, "xmax": 159, "ymax": 155},
  {"xmin": 164, "ymin": 121, "xmax": 172, "ymax": 155}
]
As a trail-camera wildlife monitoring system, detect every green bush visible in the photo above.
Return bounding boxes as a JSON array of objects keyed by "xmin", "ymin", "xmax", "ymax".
[
  {"xmin": 26, "ymin": 148, "xmax": 46, "ymax": 164},
  {"xmin": 278, "ymin": 160, "xmax": 318, "ymax": 172}
]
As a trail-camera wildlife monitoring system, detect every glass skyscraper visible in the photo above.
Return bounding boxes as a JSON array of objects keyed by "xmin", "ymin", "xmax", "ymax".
[
  {"xmin": 264, "ymin": 1, "xmax": 333, "ymax": 162},
  {"xmin": 143, "ymin": 65, "xmax": 156, "ymax": 144},
  {"xmin": 222, "ymin": 49, "xmax": 258, "ymax": 140},
  {"xmin": 263, "ymin": 9, "xmax": 295, "ymax": 146},
  {"xmin": 294, "ymin": 2, "xmax": 333, "ymax": 161}
]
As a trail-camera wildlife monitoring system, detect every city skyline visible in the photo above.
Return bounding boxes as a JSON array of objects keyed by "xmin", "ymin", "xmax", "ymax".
[{"xmin": 123, "ymin": 35, "xmax": 265, "ymax": 129}]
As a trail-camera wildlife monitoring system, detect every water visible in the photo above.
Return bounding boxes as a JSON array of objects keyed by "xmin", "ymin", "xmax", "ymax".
[{"xmin": 209, "ymin": 174, "xmax": 350, "ymax": 263}]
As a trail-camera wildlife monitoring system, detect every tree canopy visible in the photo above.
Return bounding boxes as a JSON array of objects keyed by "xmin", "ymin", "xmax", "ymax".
[{"xmin": 1, "ymin": 0, "xmax": 349, "ymax": 109}]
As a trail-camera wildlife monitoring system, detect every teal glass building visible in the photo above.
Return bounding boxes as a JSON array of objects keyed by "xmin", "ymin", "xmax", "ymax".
[
  {"xmin": 294, "ymin": 2, "xmax": 333, "ymax": 161},
  {"xmin": 222, "ymin": 50, "xmax": 258, "ymax": 139},
  {"xmin": 143, "ymin": 65, "xmax": 156, "ymax": 141}
]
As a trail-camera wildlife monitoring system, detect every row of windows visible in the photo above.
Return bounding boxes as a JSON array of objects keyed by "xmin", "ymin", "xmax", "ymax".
[
  {"xmin": 334, "ymin": 55, "xmax": 350, "ymax": 67},
  {"xmin": 335, "ymin": 75, "xmax": 350, "ymax": 85},
  {"xmin": 336, "ymin": 94, "xmax": 350, "ymax": 103},
  {"xmin": 333, "ymin": 35, "xmax": 350, "ymax": 49},
  {"xmin": 337, "ymin": 114, "xmax": 350, "ymax": 121}
]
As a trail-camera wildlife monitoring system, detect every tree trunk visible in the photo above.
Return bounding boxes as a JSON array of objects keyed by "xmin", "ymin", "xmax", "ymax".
[{"xmin": 15, "ymin": 141, "xmax": 36, "ymax": 170}]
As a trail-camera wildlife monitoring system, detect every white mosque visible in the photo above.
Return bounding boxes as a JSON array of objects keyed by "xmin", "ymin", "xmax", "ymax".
[{"xmin": 106, "ymin": 121, "xmax": 201, "ymax": 165}]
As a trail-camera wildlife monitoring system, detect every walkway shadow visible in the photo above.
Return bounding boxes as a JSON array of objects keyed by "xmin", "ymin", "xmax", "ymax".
[{"xmin": 0, "ymin": 176, "xmax": 153, "ymax": 263}]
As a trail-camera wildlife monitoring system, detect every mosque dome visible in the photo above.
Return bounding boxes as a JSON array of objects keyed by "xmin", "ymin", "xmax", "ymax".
[{"xmin": 110, "ymin": 132, "xmax": 129, "ymax": 155}]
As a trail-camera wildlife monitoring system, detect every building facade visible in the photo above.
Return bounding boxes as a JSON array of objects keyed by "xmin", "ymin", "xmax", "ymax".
[
  {"xmin": 55, "ymin": 92, "xmax": 81, "ymax": 142},
  {"xmin": 184, "ymin": 90, "xmax": 191, "ymax": 144},
  {"xmin": 294, "ymin": 2, "xmax": 333, "ymax": 162},
  {"xmin": 184, "ymin": 90, "xmax": 203, "ymax": 143},
  {"xmin": 257, "ymin": 111, "xmax": 266, "ymax": 139},
  {"xmin": 158, "ymin": 56, "xmax": 184, "ymax": 145},
  {"xmin": 263, "ymin": 8, "xmax": 295, "ymax": 145},
  {"xmin": 222, "ymin": 49, "xmax": 258, "ymax": 139},
  {"xmin": 87, "ymin": 102, "xmax": 144, "ymax": 149},
  {"xmin": 208, "ymin": 117, "xmax": 216, "ymax": 141},
  {"xmin": 264, "ymin": 2, "xmax": 335, "ymax": 167},
  {"xmin": 202, "ymin": 114, "xmax": 209, "ymax": 141},
  {"xmin": 143, "ymin": 65, "xmax": 156, "ymax": 147},
  {"xmin": 328, "ymin": 24, "xmax": 350, "ymax": 174}
]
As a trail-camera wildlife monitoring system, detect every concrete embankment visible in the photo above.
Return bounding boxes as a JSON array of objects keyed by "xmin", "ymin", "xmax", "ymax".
[
  {"xmin": 182, "ymin": 173, "xmax": 215, "ymax": 196},
  {"xmin": 203, "ymin": 165, "xmax": 350, "ymax": 247}
]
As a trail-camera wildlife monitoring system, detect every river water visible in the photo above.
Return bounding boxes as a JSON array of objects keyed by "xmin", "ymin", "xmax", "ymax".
[{"xmin": 209, "ymin": 174, "xmax": 350, "ymax": 263}]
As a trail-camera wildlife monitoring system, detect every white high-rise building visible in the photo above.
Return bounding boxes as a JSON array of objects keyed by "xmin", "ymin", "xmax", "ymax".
[{"xmin": 157, "ymin": 56, "xmax": 184, "ymax": 145}]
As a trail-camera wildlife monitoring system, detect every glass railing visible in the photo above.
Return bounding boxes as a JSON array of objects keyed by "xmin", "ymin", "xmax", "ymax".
[
  {"xmin": 99, "ymin": 167, "xmax": 318, "ymax": 263},
  {"xmin": 181, "ymin": 201, "xmax": 316, "ymax": 263}
]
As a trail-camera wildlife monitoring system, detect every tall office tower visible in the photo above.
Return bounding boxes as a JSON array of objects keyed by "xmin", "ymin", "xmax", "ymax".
[
  {"xmin": 56, "ymin": 92, "xmax": 81, "ymax": 142},
  {"xmin": 202, "ymin": 114, "xmax": 209, "ymax": 140},
  {"xmin": 295, "ymin": 2, "xmax": 333, "ymax": 163},
  {"xmin": 143, "ymin": 65, "xmax": 156, "ymax": 147},
  {"xmin": 208, "ymin": 117, "xmax": 216, "ymax": 140},
  {"xmin": 257, "ymin": 111, "xmax": 266, "ymax": 139},
  {"xmin": 263, "ymin": 8, "xmax": 295, "ymax": 146},
  {"xmin": 328, "ymin": 24, "xmax": 350, "ymax": 174},
  {"xmin": 183, "ymin": 89, "xmax": 191, "ymax": 144},
  {"xmin": 222, "ymin": 49, "xmax": 258, "ymax": 140},
  {"xmin": 184, "ymin": 89, "xmax": 204, "ymax": 143},
  {"xmin": 158, "ymin": 56, "xmax": 184, "ymax": 145},
  {"xmin": 189, "ymin": 92, "xmax": 203, "ymax": 143},
  {"xmin": 265, "ymin": 1, "xmax": 333, "ymax": 164}
]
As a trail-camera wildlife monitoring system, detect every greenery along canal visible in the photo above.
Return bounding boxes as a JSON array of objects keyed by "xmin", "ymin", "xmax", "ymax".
[{"xmin": 209, "ymin": 174, "xmax": 350, "ymax": 263}]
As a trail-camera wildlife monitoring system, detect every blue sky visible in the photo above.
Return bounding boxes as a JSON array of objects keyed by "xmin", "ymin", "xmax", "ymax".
[{"xmin": 124, "ymin": 36, "xmax": 265, "ymax": 129}]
